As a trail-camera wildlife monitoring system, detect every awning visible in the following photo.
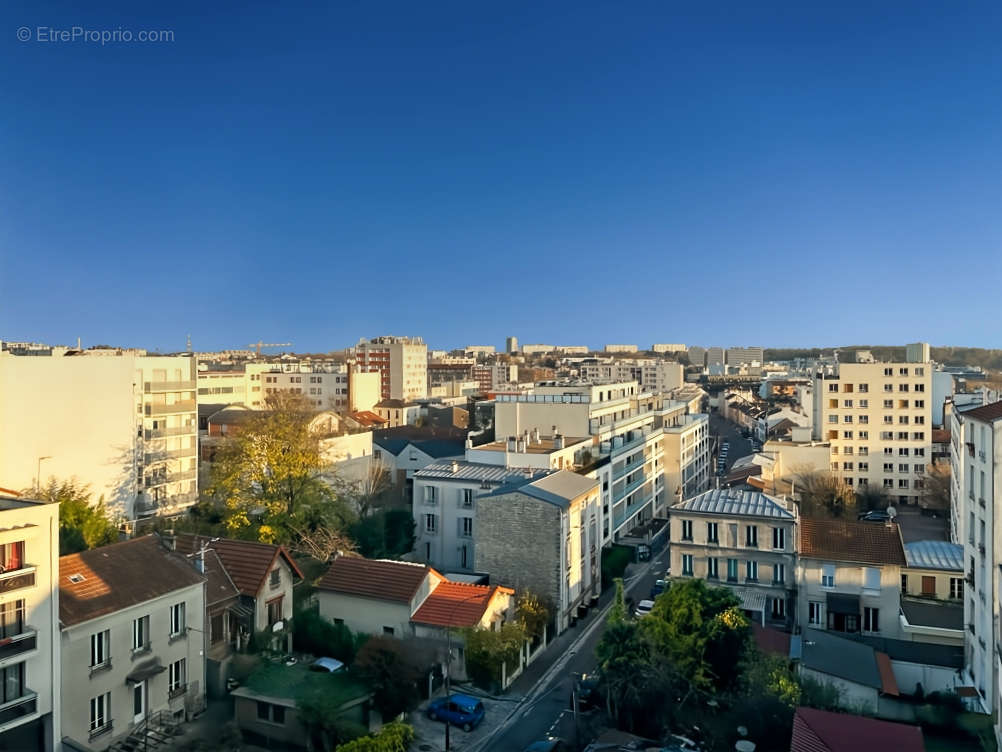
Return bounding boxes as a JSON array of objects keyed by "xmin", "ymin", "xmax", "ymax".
[
  {"xmin": 126, "ymin": 659, "xmax": 165, "ymax": 685},
  {"xmin": 231, "ymin": 603, "xmax": 254, "ymax": 619},
  {"xmin": 738, "ymin": 590, "xmax": 768, "ymax": 613},
  {"xmin": 826, "ymin": 593, "xmax": 860, "ymax": 614}
]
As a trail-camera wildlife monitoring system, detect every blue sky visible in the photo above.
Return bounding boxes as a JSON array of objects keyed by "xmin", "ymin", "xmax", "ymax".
[{"xmin": 3, "ymin": 1, "xmax": 1001, "ymax": 352}]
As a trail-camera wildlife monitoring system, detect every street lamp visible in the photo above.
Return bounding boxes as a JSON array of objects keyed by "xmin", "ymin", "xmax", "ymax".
[
  {"xmin": 35, "ymin": 456, "xmax": 51, "ymax": 491},
  {"xmin": 442, "ymin": 591, "xmax": 489, "ymax": 751}
]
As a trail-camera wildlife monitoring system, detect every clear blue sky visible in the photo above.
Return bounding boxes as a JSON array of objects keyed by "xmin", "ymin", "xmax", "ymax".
[{"xmin": 4, "ymin": 1, "xmax": 1001, "ymax": 352}]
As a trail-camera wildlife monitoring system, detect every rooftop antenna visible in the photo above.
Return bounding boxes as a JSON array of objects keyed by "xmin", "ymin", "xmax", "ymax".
[{"xmin": 186, "ymin": 333, "xmax": 192, "ymax": 353}]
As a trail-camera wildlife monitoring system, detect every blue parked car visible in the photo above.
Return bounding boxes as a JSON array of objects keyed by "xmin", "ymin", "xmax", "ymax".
[{"xmin": 427, "ymin": 694, "xmax": 486, "ymax": 732}]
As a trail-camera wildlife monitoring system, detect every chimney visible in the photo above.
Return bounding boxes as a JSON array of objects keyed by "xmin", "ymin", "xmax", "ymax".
[
  {"xmin": 465, "ymin": 437, "xmax": 473, "ymax": 450},
  {"xmin": 507, "ymin": 436, "xmax": 517, "ymax": 452},
  {"xmin": 532, "ymin": 427, "xmax": 541, "ymax": 444},
  {"xmin": 450, "ymin": 460, "xmax": 460, "ymax": 473},
  {"xmin": 517, "ymin": 437, "xmax": 526, "ymax": 453},
  {"xmin": 554, "ymin": 434, "xmax": 564, "ymax": 450},
  {"xmin": 195, "ymin": 551, "xmax": 205, "ymax": 574},
  {"xmin": 160, "ymin": 529, "xmax": 176, "ymax": 551}
]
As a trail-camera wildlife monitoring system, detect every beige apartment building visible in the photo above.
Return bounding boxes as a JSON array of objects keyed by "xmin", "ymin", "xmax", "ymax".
[
  {"xmin": 59, "ymin": 536, "xmax": 206, "ymax": 751},
  {"xmin": 0, "ymin": 496, "xmax": 61, "ymax": 751},
  {"xmin": 353, "ymin": 336, "xmax": 427, "ymax": 401},
  {"xmin": 813, "ymin": 346, "xmax": 933, "ymax": 505},
  {"xmin": 0, "ymin": 351, "xmax": 198, "ymax": 520},
  {"xmin": 669, "ymin": 490, "xmax": 797, "ymax": 628}
]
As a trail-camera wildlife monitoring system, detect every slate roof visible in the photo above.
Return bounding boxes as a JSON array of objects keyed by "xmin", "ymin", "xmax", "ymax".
[
  {"xmin": 904, "ymin": 540, "xmax": 963, "ymax": 571},
  {"xmin": 791, "ymin": 706, "xmax": 925, "ymax": 752},
  {"xmin": 484, "ymin": 470, "xmax": 598, "ymax": 508},
  {"xmin": 849, "ymin": 633, "xmax": 964, "ymax": 669},
  {"xmin": 375, "ymin": 437, "xmax": 466, "ymax": 460},
  {"xmin": 900, "ymin": 598, "xmax": 964, "ymax": 631},
  {"xmin": 799, "ymin": 518, "xmax": 906, "ymax": 566},
  {"xmin": 670, "ymin": 489, "xmax": 794, "ymax": 519},
  {"xmin": 60, "ymin": 536, "xmax": 205, "ymax": 628},
  {"xmin": 411, "ymin": 582, "xmax": 512, "ymax": 628},
  {"xmin": 415, "ymin": 461, "xmax": 538, "ymax": 484},
  {"xmin": 316, "ymin": 556, "xmax": 433, "ymax": 603},
  {"xmin": 961, "ymin": 400, "xmax": 1002, "ymax": 423},
  {"xmin": 800, "ymin": 629, "xmax": 889, "ymax": 692},
  {"xmin": 173, "ymin": 534, "xmax": 303, "ymax": 597}
]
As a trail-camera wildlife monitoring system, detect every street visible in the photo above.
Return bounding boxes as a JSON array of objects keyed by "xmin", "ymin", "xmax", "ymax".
[
  {"xmin": 478, "ymin": 550, "xmax": 669, "ymax": 751},
  {"xmin": 708, "ymin": 412, "xmax": 754, "ymax": 472}
]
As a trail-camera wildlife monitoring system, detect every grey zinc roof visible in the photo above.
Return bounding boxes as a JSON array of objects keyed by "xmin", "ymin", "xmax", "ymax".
[
  {"xmin": 415, "ymin": 461, "xmax": 544, "ymax": 485},
  {"xmin": 670, "ymin": 489, "xmax": 794, "ymax": 519},
  {"xmin": 521, "ymin": 471, "xmax": 598, "ymax": 508},
  {"xmin": 900, "ymin": 598, "xmax": 964, "ymax": 631},
  {"xmin": 904, "ymin": 540, "xmax": 963, "ymax": 571},
  {"xmin": 801, "ymin": 628, "xmax": 881, "ymax": 689}
]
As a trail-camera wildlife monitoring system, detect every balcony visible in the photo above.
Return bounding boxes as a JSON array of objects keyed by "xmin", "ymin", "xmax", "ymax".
[
  {"xmin": 144, "ymin": 447, "xmax": 197, "ymax": 464},
  {"xmin": 0, "ymin": 566, "xmax": 36, "ymax": 595},
  {"xmin": 135, "ymin": 492, "xmax": 198, "ymax": 517},
  {"xmin": 144, "ymin": 380, "xmax": 196, "ymax": 393},
  {"xmin": 0, "ymin": 690, "xmax": 36, "ymax": 726},
  {"xmin": 614, "ymin": 475, "xmax": 646, "ymax": 502},
  {"xmin": 145, "ymin": 469, "xmax": 197, "ymax": 487},
  {"xmin": 145, "ymin": 425, "xmax": 196, "ymax": 440},
  {"xmin": 0, "ymin": 629, "xmax": 37, "ymax": 661},
  {"xmin": 145, "ymin": 400, "xmax": 196, "ymax": 416}
]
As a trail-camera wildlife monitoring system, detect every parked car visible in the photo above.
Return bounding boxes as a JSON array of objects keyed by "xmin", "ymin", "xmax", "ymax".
[
  {"xmin": 427, "ymin": 694, "xmax": 486, "ymax": 732},
  {"xmin": 858, "ymin": 510, "xmax": 891, "ymax": 523},
  {"xmin": 524, "ymin": 738, "xmax": 569, "ymax": 752},
  {"xmin": 637, "ymin": 543, "xmax": 651, "ymax": 562},
  {"xmin": 309, "ymin": 657, "xmax": 345, "ymax": 673},
  {"xmin": 634, "ymin": 599, "xmax": 655, "ymax": 618},
  {"xmin": 572, "ymin": 673, "xmax": 601, "ymax": 710},
  {"xmin": 650, "ymin": 579, "xmax": 667, "ymax": 599}
]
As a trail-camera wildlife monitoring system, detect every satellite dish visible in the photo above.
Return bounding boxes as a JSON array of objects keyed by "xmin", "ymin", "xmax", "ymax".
[
  {"xmin": 271, "ymin": 620, "xmax": 284, "ymax": 632},
  {"xmin": 887, "ymin": 506, "xmax": 897, "ymax": 520}
]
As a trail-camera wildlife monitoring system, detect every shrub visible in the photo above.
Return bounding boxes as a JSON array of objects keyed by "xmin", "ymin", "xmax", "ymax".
[
  {"xmin": 336, "ymin": 721, "xmax": 414, "ymax": 752},
  {"xmin": 293, "ymin": 608, "xmax": 359, "ymax": 663},
  {"xmin": 601, "ymin": 545, "xmax": 632, "ymax": 589}
]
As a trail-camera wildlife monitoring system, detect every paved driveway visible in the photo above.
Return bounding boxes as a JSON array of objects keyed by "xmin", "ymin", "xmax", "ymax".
[{"xmin": 411, "ymin": 692, "xmax": 516, "ymax": 751}]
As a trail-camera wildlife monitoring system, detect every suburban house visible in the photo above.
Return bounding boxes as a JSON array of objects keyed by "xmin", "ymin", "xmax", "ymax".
[
  {"xmin": 170, "ymin": 533, "xmax": 302, "ymax": 693},
  {"xmin": 789, "ymin": 706, "xmax": 926, "ymax": 752},
  {"xmin": 474, "ymin": 471, "xmax": 601, "ymax": 635},
  {"xmin": 797, "ymin": 518, "xmax": 907, "ymax": 640},
  {"xmin": 314, "ymin": 556, "xmax": 514, "ymax": 678},
  {"xmin": 59, "ymin": 536, "xmax": 206, "ymax": 751},
  {"xmin": 0, "ymin": 496, "xmax": 61, "ymax": 752},
  {"xmin": 900, "ymin": 540, "xmax": 964, "ymax": 646},
  {"xmin": 668, "ymin": 489, "xmax": 797, "ymax": 629}
]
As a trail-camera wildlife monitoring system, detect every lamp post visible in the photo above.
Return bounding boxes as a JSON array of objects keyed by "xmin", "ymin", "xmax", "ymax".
[
  {"xmin": 442, "ymin": 591, "xmax": 489, "ymax": 752},
  {"xmin": 35, "ymin": 456, "xmax": 51, "ymax": 492}
]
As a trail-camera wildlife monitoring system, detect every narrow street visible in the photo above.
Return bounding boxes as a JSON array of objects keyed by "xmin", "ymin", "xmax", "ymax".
[{"xmin": 708, "ymin": 411, "xmax": 753, "ymax": 472}]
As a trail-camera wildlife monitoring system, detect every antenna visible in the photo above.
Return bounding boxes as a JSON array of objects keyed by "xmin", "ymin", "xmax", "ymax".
[{"xmin": 186, "ymin": 333, "xmax": 192, "ymax": 353}]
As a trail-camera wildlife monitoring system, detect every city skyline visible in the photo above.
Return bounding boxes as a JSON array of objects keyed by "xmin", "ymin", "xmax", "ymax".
[{"xmin": 5, "ymin": 1, "xmax": 1002, "ymax": 350}]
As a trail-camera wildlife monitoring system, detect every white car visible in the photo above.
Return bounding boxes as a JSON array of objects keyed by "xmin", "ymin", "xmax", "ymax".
[{"xmin": 634, "ymin": 599, "xmax": 655, "ymax": 618}]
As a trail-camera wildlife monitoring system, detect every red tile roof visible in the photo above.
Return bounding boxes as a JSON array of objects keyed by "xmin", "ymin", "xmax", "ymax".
[
  {"xmin": 790, "ymin": 707, "xmax": 924, "ymax": 752},
  {"xmin": 962, "ymin": 400, "xmax": 1002, "ymax": 423},
  {"xmin": 751, "ymin": 623, "xmax": 791, "ymax": 657},
  {"xmin": 174, "ymin": 534, "xmax": 303, "ymax": 597},
  {"xmin": 411, "ymin": 582, "xmax": 512, "ymax": 628},
  {"xmin": 351, "ymin": 410, "xmax": 388, "ymax": 427},
  {"xmin": 316, "ymin": 556, "xmax": 434, "ymax": 603},
  {"xmin": 799, "ymin": 518, "xmax": 906, "ymax": 566},
  {"xmin": 60, "ymin": 536, "xmax": 205, "ymax": 628}
]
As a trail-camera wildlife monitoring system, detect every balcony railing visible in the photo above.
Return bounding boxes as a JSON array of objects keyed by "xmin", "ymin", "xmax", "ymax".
[
  {"xmin": 144, "ymin": 447, "xmax": 197, "ymax": 464},
  {"xmin": 0, "ymin": 690, "xmax": 37, "ymax": 726},
  {"xmin": 145, "ymin": 400, "xmax": 196, "ymax": 416},
  {"xmin": 145, "ymin": 469, "xmax": 197, "ymax": 487},
  {"xmin": 0, "ymin": 629, "xmax": 37, "ymax": 661},
  {"xmin": 144, "ymin": 380, "xmax": 196, "ymax": 393},
  {"xmin": 145, "ymin": 426, "xmax": 196, "ymax": 440},
  {"xmin": 135, "ymin": 492, "xmax": 199, "ymax": 516},
  {"xmin": 168, "ymin": 684, "xmax": 187, "ymax": 700},
  {"xmin": 0, "ymin": 566, "xmax": 36, "ymax": 595}
]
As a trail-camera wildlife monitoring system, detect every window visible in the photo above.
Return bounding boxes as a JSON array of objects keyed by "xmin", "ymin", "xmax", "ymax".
[
  {"xmin": 863, "ymin": 607, "xmax": 880, "ymax": 633},
  {"xmin": 883, "ymin": 399, "xmax": 893, "ymax": 409},
  {"xmin": 133, "ymin": 615, "xmax": 149, "ymax": 652},
  {"xmin": 0, "ymin": 600, "xmax": 24, "ymax": 639},
  {"xmin": 682, "ymin": 554, "xmax": 693, "ymax": 576},
  {"xmin": 90, "ymin": 691, "xmax": 111, "ymax": 734},
  {"xmin": 899, "ymin": 383, "xmax": 909, "ymax": 392},
  {"xmin": 383, "ymin": 626, "xmax": 395, "ymax": 636},
  {"xmin": 901, "ymin": 573, "xmax": 908, "ymax": 593},
  {"xmin": 863, "ymin": 567, "xmax": 880, "ymax": 591},
  {"xmin": 727, "ymin": 558, "xmax": 739, "ymax": 582},
  {"xmin": 772, "ymin": 527, "xmax": 785, "ymax": 550},
  {"xmin": 842, "ymin": 431, "xmax": 853, "ymax": 440},
  {"xmin": 899, "ymin": 448, "xmax": 909, "ymax": 456},
  {"xmin": 883, "ymin": 479, "xmax": 893, "ymax": 488},
  {"xmin": 169, "ymin": 602, "xmax": 185, "ymax": 636},
  {"xmin": 269, "ymin": 569, "xmax": 281, "ymax": 589},
  {"xmin": 707, "ymin": 522, "xmax": 719, "ymax": 543},
  {"xmin": 90, "ymin": 629, "xmax": 110, "ymax": 668},
  {"xmin": 257, "ymin": 701, "xmax": 286, "ymax": 725},
  {"xmin": 859, "ymin": 399, "xmax": 869, "ymax": 408},
  {"xmin": 859, "ymin": 383, "xmax": 869, "ymax": 393},
  {"xmin": 884, "ymin": 384, "xmax": 893, "ymax": 393},
  {"xmin": 828, "ymin": 415, "xmax": 838, "ymax": 424},
  {"xmin": 460, "ymin": 517, "xmax": 473, "ymax": 537},
  {"xmin": 169, "ymin": 658, "xmax": 186, "ymax": 694},
  {"xmin": 858, "ymin": 415, "xmax": 868, "ymax": 424},
  {"xmin": 859, "ymin": 431, "xmax": 869, "ymax": 440},
  {"xmin": 843, "ymin": 415, "xmax": 853, "ymax": 424},
  {"xmin": 745, "ymin": 561, "xmax": 758, "ymax": 582},
  {"xmin": 843, "ymin": 399, "xmax": 853, "ymax": 408},
  {"xmin": 771, "ymin": 598, "xmax": 785, "ymax": 619},
  {"xmin": 821, "ymin": 564, "xmax": 835, "ymax": 588},
  {"xmin": 745, "ymin": 526, "xmax": 758, "ymax": 548},
  {"xmin": 921, "ymin": 575, "xmax": 936, "ymax": 596},
  {"xmin": 423, "ymin": 485, "xmax": 438, "ymax": 503},
  {"xmin": 267, "ymin": 596, "xmax": 283, "ymax": 627},
  {"xmin": 858, "ymin": 462, "xmax": 869, "ymax": 471},
  {"xmin": 828, "ymin": 383, "xmax": 839, "ymax": 393},
  {"xmin": 884, "ymin": 463, "xmax": 894, "ymax": 472},
  {"xmin": 681, "ymin": 520, "xmax": 693, "ymax": 541},
  {"xmin": 842, "ymin": 462, "xmax": 853, "ymax": 471},
  {"xmin": 808, "ymin": 601, "xmax": 823, "ymax": 626},
  {"xmin": 950, "ymin": 577, "xmax": 964, "ymax": 599},
  {"xmin": 914, "ymin": 383, "xmax": 925, "ymax": 392},
  {"xmin": 424, "ymin": 514, "xmax": 437, "ymax": 533},
  {"xmin": 915, "ymin": 400, "xmax": 925, "ymax": 408},
  {"xmin": 707, "ymin": 557, "xmax": 719, "ymax": 579},
  {"xmin": 773, "ymin": 563, "xmax": 785, "ymax": 584},
  {"xmin": 0, "ymin": 541, "xmax": 24, "ymax": 572},
  {"xmin": 461, "ymin": 488, "xmax": 474, "ymax": 507}
]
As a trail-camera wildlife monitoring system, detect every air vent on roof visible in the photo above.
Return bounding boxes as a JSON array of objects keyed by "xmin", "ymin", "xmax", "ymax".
[{"xmin": 68, "ymin": 573, "xmax": 85, "ymax": 583}]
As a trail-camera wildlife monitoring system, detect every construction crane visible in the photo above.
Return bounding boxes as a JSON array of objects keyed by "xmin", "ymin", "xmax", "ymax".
[{"xmin": 248, "ymin": 341, "xmax": 292, "ymax": 355}]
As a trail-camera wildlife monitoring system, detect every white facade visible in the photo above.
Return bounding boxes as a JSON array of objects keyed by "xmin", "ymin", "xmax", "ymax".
[
  {"xmin": 0, "ymin": 352, "xmax": 198, "ymax": 520},
  {"xmin": 814, "ymin": 355, "xmax": 933, "ymax": 505},
  {"xmin": 353, "ymin": 336, "xmax": 428, "ymax": 401},
  {"xmin": 651, "ymin": 344, "xmax": 686, "ymax": 354},
  {"xmin": 578, "ymin": 360, "xmax": 683, "ymax": 394},
  {"xmin": 604, "ymin": 344, "xmax": 638, "ymax": 354},
  {"xmin": 0, "ymin": 497, "xmax": 60, "ymax": 751}
]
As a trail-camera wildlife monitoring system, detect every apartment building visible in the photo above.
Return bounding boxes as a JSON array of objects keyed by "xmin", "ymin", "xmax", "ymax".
[
  {"xmin": 60, "ymin": 536, "xmax": 206, "ymax": 750},
  {"xmin": 245, "ymin": 362, "xmax": 380, "ymax": 413},
  {"xmin": 505, "ymin": 336, "xmax": 518, "ymax": 354},
  {"xmin": 669, "ymin": 490, "xmax": 797, "ymax": 628},
  {"xmin": 813, "ymin": 347, "xmax": 933, "ymax": 505},
  {"xmin": 0, "ymin": 351, "xmax": 198, "ymax": 520},
  {"xmin": 578, "ymin": 360, "xmax": 684, "ymax": 394},
  {"xmin": 949, "ymin": 400, "xmax": 1002, "ymax": 716},
  {"xmin": 797, "ymin": 518, "xmax": 907, "ymax": 641},
  {"xmin": 519, "ymin": 344, "xmax": 555, "ymax": 356},
  {"xmin": 662, "ymin": 413, "xmax": 711, "ymax": 501},
  {"xmin": 0, "ymin": 496, "xmax": 60, "ymax": 751},
  {"xmin": 651, "ymin": 344, "xmax": 686, "ymax": 354},
  {"xmin": 475, "ymin": 471, "xmax": 601, "ymax": 634},
  {"xmin": 471, "ymin": 364, "xmax": 518, "ymax": 393},
  {"xmin": 706, "ymin": 347, "xmax": 725, "ymax": 368},
  {"xmin": 604, "ymin": 344, "xmax": 638, "ymax": 354},
  {"xmin": 725, "ymin": 347, "xmax": 765, "ymax": 367},
  {"xmin": 900, "ymin": 540, "xmax": 964, "ymax": 647},
  {"xmin": 353, "ymin": 336, "xmax": 427, "ymax": 401},
  {"xmin": 688, "ymin": 346, "xmax": 706, "ymax": 368}
]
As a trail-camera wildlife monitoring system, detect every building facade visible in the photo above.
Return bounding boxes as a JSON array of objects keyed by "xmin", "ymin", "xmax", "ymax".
[{"xmin": 353, "ymin": 336, "xmax": 427, "ymax": 401}]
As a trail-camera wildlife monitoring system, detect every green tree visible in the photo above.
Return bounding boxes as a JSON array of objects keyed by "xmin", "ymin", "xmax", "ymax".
[
  {"xmin": 336, "ymin": 722, "xmax": 414, "ymax": 752},
  {"xmin": 350, "ymin": 509, "xmax": 415, "ymax": 559},
  {"xmin": 463, "ymin": 623, "xmax": 525, "ymax": 689},
  {"xmin": 607, "ymin": 578, "xmax": 627, "ymax": 624},
  {"xmin": 515, "ymin": 590, "xmax": 551, "ymax": 640},
  {"xmin": 208, "ymin": 392, "xmax": 351, "ymax": 543},
  {"xmin": 30, "ymin": 479, "xmax": 119, "ymax": 555},
  {"xmin": 352, "ymin": 637, "xmax": 425, "ymax": 720},
  {"xmin": 595, "ymin": 618, "xmax": 649, "ymax": 725}
]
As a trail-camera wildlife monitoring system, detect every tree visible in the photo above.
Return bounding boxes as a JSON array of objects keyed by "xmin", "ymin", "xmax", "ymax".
[
  {"xmin": 208, "ymin": 392, "xmax": 350, "ymax": 543},
  {"xmin": 336, "ymin": 722, "xmax": 414, "ymax": 752},
  {"xmin": 515, "ymin": 590, "xmax": 551, "ymax": 641},
  {"xmin": 288, "ymin": 522, "xmax": 357, "ymax": 563},
  {"xmin": 855, "ymin": 483, "xmax": 889, "ymax": 514},
  {"xmin": 350, "ymin": 509, "xmax": 415, "ymax": 559},
  {"xmin": 30, "ymin": 479, "xmax": 119, "ymax": 555},
  {"xmin": 920, "ymin": 463, "xmax": 951, "ymax": 514},
  {"xmin": 463, "ymin": 622, "xmax": 526, "ymax": 689},
  {"xmin": 352, "ymin": 637, "xmax": 425, "ymax": 720},
  {"xmin": 795, "ymin": 470, "xmax": 857, "ymax": 519}
]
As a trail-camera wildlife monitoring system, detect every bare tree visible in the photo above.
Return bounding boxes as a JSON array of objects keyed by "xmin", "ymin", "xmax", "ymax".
[
  {"xmin": 794, "ymin": 470, "xmax": 857, "ymax": 520},
  {"xmin": 288, "ymin": 522, "xmax": 357, "ymax": 563},
  {"xmin": 920, "ymin": 462, "xmax": 951, "ymax": 516}
]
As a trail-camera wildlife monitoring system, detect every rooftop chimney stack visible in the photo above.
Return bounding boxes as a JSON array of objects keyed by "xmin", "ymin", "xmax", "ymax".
[{"xmin": 554, "ymin": 434, "xmax": 564, "ymax": 450}]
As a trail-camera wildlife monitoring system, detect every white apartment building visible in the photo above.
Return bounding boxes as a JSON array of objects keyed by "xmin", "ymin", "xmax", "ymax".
[
  {"xmin": 195, "ymin": 367, "xmax": 248, "ymax": 408},
  {"xmin": 651, "ymin": 343, "xmax": 686, "ymax": 354},
  {"xmin": 353, "ymin": 336, "xmax": 427, "ymax": 401},
  {"xmin": 0, "ymin": 352, "xmax": 198, "ymax": 520},
  {"xmin": 519, "ymin": 344, "xmax": 555, "ymax": 356},
  {"xmin": 247, "ymin": 362, "xmax": 380, "ymax": 412},
  {"xmin": 726, "ymin": 347, "xmax": 765, "ymax": 367},
  {"xmin": 578, "ymin": 360, "xmax": 684, "ymax": 394},
  {"xmin": 813, "ymin": 347, "xmax": 933, "ymax": 505},
  {"xmin": 949, "ymin": 400, "xmax": 1002, "ymax": 718},
  {"xmin": 0, "ymin": 496, "xmax": 60, "ymax": 751},
  {"xmin": 604, "ymin": 344, "xmax": 638, "ymax": 354},
  {"xmin": 556, "ymin": 346, "xmax": 589, "ymax": 355}
]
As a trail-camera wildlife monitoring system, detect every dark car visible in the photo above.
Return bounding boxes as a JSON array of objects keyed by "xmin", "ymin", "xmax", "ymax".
[
  {"xmin": 571, "ymin": 673, "xmax": 601, "ymax": 711},
  {"xmin": 427, "ymin": 694, "xmax": 485, "ymax": 732},
  {"xmin": 523, "ymin": 738, "xmax": 569, "ymax": 752},
  {"xmin": 858, "ymin": 510, "xmax": 891, "ymax": 522},
  {"xmin": 650, "ymin": 579, "xmax": 667, "ymax": 599}
]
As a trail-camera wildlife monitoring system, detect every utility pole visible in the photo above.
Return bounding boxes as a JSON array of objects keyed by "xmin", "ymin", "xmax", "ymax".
[{"xmin": 442, "ymin": 592, "xmax": 489, "ymax": 751}]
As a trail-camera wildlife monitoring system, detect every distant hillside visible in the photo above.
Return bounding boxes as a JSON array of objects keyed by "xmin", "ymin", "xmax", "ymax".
[{"xmin": 764, "ymin": 346, "xmax": 1002, "ymax": 372}]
